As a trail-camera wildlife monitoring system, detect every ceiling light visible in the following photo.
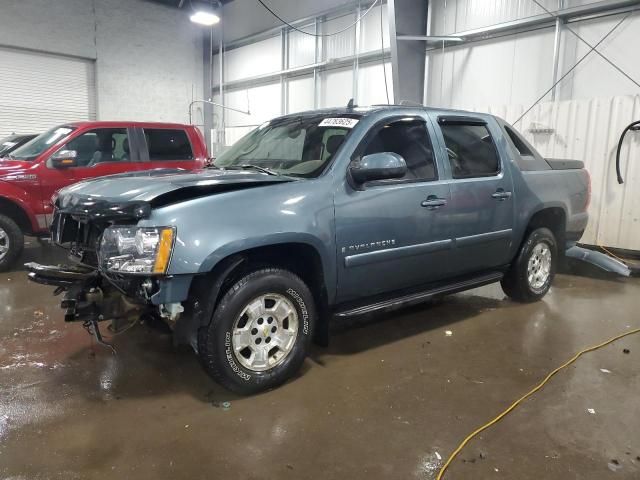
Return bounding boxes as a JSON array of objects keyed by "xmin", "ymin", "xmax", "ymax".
[{"xmin": 190, "ymin": 10, "xmax": 220, "ymax": 26}]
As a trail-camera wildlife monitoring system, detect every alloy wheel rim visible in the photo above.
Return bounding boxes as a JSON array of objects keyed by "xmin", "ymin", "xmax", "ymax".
[
  {"xmin": 231, "ymin": 293, "xmax": 299, "ymax": 372},
  {"xmin": 0, "ymin": 227, "xmax": 9, "ymax": 261},
  {"xmin": 527, "ymin": 242, "xmax": 552, "ymax": 290}
]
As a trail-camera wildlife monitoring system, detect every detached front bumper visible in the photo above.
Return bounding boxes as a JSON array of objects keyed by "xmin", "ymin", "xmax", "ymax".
[
  {"xmin": 25, "ymin": 262, "xmax": 97, "ymax": 288},
  {"xmin": 25, "ymin": 262, "xmax": 148, "ymax": 325}
]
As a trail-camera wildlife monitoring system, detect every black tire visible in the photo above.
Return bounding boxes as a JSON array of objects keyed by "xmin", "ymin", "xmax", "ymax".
[
  {"xmin": 197, "ymin": 267, "xmax": 316, "ymax": 395},
  {"xmin": 501, "ymin": 227, "xmax": 557, "ymax": 303},
  {"xmin": 0, "ymin": 214, "xmax": 24, "ymax": 273}
]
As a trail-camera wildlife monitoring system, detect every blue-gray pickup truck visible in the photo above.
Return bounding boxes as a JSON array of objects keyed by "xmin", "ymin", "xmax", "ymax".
[{"xmin": 27, "ymin": 105, "xmax": 590, "ymax": 394}]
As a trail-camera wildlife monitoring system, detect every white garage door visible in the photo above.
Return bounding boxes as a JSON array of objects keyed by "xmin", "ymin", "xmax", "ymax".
[{"xmin": 0, "ymin": 46, "xmax": 96, "ymax": 138}]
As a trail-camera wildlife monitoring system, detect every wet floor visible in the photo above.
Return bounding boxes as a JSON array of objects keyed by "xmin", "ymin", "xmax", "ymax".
[{"xmin": 1, "ymin": 240, "xmax": 639, "ymax": 479}]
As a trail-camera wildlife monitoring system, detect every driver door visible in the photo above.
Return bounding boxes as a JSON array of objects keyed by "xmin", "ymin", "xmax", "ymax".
[
  {"xmin": 66, "ymin": 127, "xmax": 140, "ymax": 182},
  {"xmin": 334, "ymin": 116, "xmax": 453, "ymax": 303}
]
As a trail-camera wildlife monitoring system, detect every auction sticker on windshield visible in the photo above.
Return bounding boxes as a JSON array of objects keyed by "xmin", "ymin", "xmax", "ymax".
[{"xmin": 319, "ymin": 118, "xmax": 359, "ymax": 128}]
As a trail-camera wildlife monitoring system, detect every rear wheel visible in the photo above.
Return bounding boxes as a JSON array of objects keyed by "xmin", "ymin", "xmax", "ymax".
[
  {"xmin": 197, "ymin": 267, "xmax": 316, "ymax": 395},
  {"xmin": 0, "ymin": 215, "xmax": 24, "ymax": 272},
  {"xmin": 501, "ymin": 227, "xmax": 557, "ymax": 303}
]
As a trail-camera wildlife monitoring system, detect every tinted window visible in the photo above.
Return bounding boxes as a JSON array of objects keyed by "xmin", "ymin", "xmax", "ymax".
[
  {"xmin": 64, "ymin": 128, "xmax": 129, "ymax": 167},
  {"xmin": 145, "ymin": 129, "xmax": 193, "ymax": 161},
  {"xmin": 440, "ymin": 124, "xmax": 500, "ymax": 178},
  {"xmin": 361, "ymin": 119, "xmax": 437, "ymax": 182},
  {"xmin": 504, "ymin": 125, "xmax": 534, "ymax": 156}
]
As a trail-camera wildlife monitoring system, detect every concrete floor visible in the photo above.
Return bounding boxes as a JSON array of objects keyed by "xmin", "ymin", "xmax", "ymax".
[{"xmin": 1, "ymin": 240, "xmax": 639, "ymax": 480}]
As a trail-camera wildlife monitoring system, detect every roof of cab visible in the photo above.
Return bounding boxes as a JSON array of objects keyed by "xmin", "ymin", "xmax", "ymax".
[
  {"xmin": 63, "ymin": 121, "xmax": 198, "ymax": 129},
  {"xmin": 272, "ymin": 104, "xmax": 494, "ymax": 121}
]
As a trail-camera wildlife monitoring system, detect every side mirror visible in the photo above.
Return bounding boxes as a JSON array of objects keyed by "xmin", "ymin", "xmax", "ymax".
[
  {"xmin": 50, "ymin": 150, "xmax": 78, "ymax": 168},
  {"xmin": 350, "ymin": 152, "xmax": 407, "ymax": 184}
]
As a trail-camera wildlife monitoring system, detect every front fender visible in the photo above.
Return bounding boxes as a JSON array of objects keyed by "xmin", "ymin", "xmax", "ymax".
[{"xmin": 0, "ymin": 182, "xmax": 41, "ymax": 232}]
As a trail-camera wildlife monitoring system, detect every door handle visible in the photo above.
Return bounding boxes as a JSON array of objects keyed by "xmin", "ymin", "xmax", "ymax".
[
  {"xmin": 491, "ymin": 189, "xmax": 512, "ymax": 201},
  {"xmin": 421, "ymin": 196, "xmax": 447, "ymax": 209}
]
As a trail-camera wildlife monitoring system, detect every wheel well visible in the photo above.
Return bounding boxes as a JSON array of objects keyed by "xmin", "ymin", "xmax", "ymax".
[
  {"xmin": 189, "ymin": 243, "xmax": 330, "ymax": 344},
  {"xmin": 526, "ymin": 207, "xmax": 566, "ymax": 250},
  {"xmin": 0, "ymin": 197, "xmax": 32, "ymax": 234}
]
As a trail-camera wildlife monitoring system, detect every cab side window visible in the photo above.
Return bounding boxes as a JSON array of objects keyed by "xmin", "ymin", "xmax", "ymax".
[
  {"xmin": 144, "ymin": 129, "xmax": 194, "ymax": 161},
  {"xmin": 440, "ymin": 123, "xmax": 500, "ymax": 178},
  {"xmin": 64, "ymin": 128, "xmax": 129, "ymax": 167},
  {"xmin": 360, "ymin": 119, "xmax": 437, "ymax": 182}
]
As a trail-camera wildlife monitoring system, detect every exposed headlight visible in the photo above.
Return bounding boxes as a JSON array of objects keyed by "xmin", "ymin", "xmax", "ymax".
[{"xmin": 99, "ymin": 226, "xmax": 175, "ymax": 274}]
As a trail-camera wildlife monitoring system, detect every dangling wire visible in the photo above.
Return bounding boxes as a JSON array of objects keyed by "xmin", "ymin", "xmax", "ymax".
[
  {"xmin": 256, "ymin": 0, "xmax": 380, "ymax": 37},
  {"xmin": 380, "ymin": 2, "xmax": 390, "ymax": 104}
]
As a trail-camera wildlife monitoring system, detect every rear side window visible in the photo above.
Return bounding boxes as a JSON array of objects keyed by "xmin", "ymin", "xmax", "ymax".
[
  {"xmin": 504, "ymin": 125, "xmax": 533, "ymax": 156},
  {"xmin": 145, "ymin": 129, "xmax": 193, "ymax": 161},
  {"xmin": 440, "ymin": 124, "xmax": 500, "ymax": 178}
]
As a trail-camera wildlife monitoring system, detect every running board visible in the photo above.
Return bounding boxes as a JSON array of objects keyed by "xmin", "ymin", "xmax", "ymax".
[{"xmin": 334, "ymin": 272, "xmax": 504, "ymax": 318}]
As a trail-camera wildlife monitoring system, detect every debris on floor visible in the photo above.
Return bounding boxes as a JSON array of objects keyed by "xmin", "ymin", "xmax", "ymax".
[
  {"xmin": 608, "ymin": 459, "xmax": 623, "ymax": 472},
  {"xmin": 623, "ymin": 348, "xmax": 630, "ymax": 354},
  {"xmin": 445, "ymin": 330, "xmax": 453, "ymax": 336},
  {"xmin": 599, "ymin": 368, "xmax": 611, "ymax": 374},
  {"xmin": 587, "ymin": 408, "xmax": 596, "ymax": 414}
]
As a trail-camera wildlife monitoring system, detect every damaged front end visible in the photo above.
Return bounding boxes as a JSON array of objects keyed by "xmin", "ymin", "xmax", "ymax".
[{"xmin": 26, "ymin": 195, "xmax": 186, "ymax": 350}]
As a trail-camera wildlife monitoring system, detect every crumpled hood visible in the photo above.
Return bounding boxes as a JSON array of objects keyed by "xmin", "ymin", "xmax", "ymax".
[{"xmin": 57, "ymin": 168, "xmax": 297, "ymax": 211}]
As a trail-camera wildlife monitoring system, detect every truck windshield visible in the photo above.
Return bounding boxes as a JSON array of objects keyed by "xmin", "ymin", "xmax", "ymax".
[
  {"xmin": 213, "ymin": 115, "xmax": 359, "ymax": 178},
  {"xmin": 8, "ymin": 126, "xmax": 76, "ymax": 161}
]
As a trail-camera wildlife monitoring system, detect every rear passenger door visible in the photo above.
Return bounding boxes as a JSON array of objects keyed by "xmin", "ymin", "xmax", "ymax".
[
  {"xmin": 432, "ymin": 115, "xmax": 515, "ymax": 275},
  {"xmin": 139, "ymin": 128, "xmax": 196, "ymax": 170}
]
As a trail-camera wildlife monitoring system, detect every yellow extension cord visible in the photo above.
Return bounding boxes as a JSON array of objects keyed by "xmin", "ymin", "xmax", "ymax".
[{"xmin": 436, "ymin": 327, "xmax": 640, "ymax": 480}]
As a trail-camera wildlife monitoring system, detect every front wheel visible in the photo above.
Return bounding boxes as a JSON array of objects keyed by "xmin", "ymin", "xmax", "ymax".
[
  {"xmin": 197, "ymin": 268, "xmax": 316, "ymax": 395},
  {"xmin": 0, "ymin": 214, "xmax": 24, "ymax": 272},
  {"xmin": 501, "ymin": 227, "xmax": 557, "ymax": 303}
]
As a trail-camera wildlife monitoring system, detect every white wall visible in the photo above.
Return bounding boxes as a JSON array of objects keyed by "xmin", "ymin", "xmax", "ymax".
[
  {"xmin": 426, "ymin": 0, "xmax": 640, "ymax": 108},
  {"xmin": 476, "ymin": 95, "xmax": 640, "ymax": 251},
  {"xmin": 426, "ymin": 0, "xmax": 640, "ymax": 250},
  {"xmin": 0, "ymin": 0, "xmax": 203, "ymax": 124},
  {"xmin": 220, "ymin": 0, "xmax": 350, "ymax": 43}
]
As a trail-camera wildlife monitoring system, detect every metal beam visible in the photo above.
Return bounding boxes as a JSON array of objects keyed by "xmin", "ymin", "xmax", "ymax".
[
  {"xmin": 550, "ymin": 16, "xmax": 562, "ymax": 101},
  {"xmin": 388, "ymin": 0, "xmax": 428, "ymax": 105},
  {"xmin": 212, "ymin": 49, "xmax": 391, "ymax": 93},
  {"xmin": 219, "ymin": 0, "xmax": 377, "ymax": 51},
  {"xmin": 425, "ymin": 0, "xmax": 640, "ymax": 51},
  {"xmin": 202, "ymin": 26, "xmax": 214, "ymax": 152},
  {"xmin": 398, "ymin": 35, "xmax": 463, "ymax": 43}
]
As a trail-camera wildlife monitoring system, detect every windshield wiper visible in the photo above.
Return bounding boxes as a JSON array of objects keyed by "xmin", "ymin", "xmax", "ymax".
[{"xmin": 227, "ymin": 164, "xmax": 280, "ymax": 176}]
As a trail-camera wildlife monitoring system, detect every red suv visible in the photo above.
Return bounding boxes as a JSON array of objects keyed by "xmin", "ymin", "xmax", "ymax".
[{"xmin": 0, "ymin": 121, "xmax": 208, "ymax": 271}]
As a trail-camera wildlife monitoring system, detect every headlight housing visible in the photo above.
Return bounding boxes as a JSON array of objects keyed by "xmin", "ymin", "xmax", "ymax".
[{"xmin": 99, "ymin": 226, "xmax": 175, "ymax": 275}]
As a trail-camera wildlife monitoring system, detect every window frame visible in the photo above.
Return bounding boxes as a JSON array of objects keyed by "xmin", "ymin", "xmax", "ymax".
[
  {"xmin": 139, "ymin": 127, "xmax": 195, "ymax": 162},
  {"xmin": 47, "ymin": 127, "xmax": 137, "ymax": 169},
  {"xmin": 436, "ymin": 116, "xmax": 502, "ymax": 180},
  {"xmin": 349, "ymin": 115, "xmax": 440, "ymax": 188}
]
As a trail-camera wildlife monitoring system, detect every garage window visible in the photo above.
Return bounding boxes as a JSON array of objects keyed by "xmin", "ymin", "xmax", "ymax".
[
  {"xmin": 440, "ymin": 124, "xmax": 500, "ymax": 179},
  {"xmin": 145, "ymin": 129, "xmax": 194, "ymax": 161},
  {"xmin": 360, "ymin": 119, "xmax": 437, "ymax": 182}
]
